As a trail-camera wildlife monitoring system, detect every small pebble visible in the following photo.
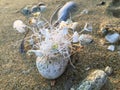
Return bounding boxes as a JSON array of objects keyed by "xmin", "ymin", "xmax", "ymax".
[
  {"xmin": 79, "ymin": 34, "xmax": 93, "ymax": 45},
  {"xmin": 70, "ymin": 88, "xmax": 75, "ymax": 90},
  {"xmin": 21, "ymin": 6, "xmax": 31, "ymax": 16},
  {"xmin": 105, "ymin": 33, "xmax": 120, "ymax": 43},
  {"xmin": 107, "ymin": 45, "xmax": 115, "ymax": 51},
  {"xmin": 85, "ymin": 67, "xmax": 90, "ymax": 71},
  {"xmin": 83, "ymin": 23, "xmax": 93, "ymax": 32},
  {"xmin": 100, "ymin": 28, "xmax": 109, "ymax": 36},
  {"xmin": 104, "ymin": 66, "xmax": 113, "ymax": 76}
]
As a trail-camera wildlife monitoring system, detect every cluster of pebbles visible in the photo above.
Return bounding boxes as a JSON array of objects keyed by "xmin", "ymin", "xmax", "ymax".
[{"xmin": 100, "ymin": 24, "xmax": 120, "ymax": 52}]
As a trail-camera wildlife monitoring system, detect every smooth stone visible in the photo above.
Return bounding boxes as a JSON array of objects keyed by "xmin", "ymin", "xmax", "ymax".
[
  {"xmin": 21, "ymin": 6, "xmax": 31, "ymax": 16},
  {"xmin": 72, "ymin": 70, "xmax": 108, "ymax": 90},
  {"xmin": 104, "ymin": 66, "xmax": 113, "ymax": 76},
  {"xmin": 36, "ymin": 54, "xmax": 68, "ymax": 79},
  {"xmin": 107, "ymin": 45, "xmax": 115, "ymax": 51},
  {"xmin": 105, "ymin": 33, "xmax": 120, "ymax": 43},
  {"xmin": 31, "ymin": 5, "xmax": 40, "ymax": 13},
  {"xmin": 79, "ymin": 34, "xmax": 93, "ymax": 45}
]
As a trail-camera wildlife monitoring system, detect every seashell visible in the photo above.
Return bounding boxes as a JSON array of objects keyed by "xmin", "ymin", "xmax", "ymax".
[
  {"xmin": 107, "ymin": 45, "xmax": 115, "ymax": 51},
  {"xmin": 72, "ymin": 31, "xmax": 79, "ymax": 43},
  {"xmin": 105, "ymin": 33, "xmax": 120, "ymax": 43},
  {"xmin": 36, "ymin": 54, "xmax": 68, "ymax": 79},
  {"xmin": 79, "ymin": 34, "xmax": 93, "ymax": 45},
  {"xmin": 58, "ymin": 1, "xmax": 77, "ymax": 22},
  {"xmin": 21, "ymin": 6, "xmax": 31, "ymax": 16}
]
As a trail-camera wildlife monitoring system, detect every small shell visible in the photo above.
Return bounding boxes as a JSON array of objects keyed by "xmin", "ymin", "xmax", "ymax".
[
  {"xmin": 79, "ymin": 34, "xmax": 93, "ymax": 45},
  {"xmin": 105, "ymin": 33, "xmax": 120, "ymax": 43}
]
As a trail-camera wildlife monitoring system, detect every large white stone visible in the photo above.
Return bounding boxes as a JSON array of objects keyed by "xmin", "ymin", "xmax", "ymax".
[{"xmin": 36, "ymin": 54, "xmax": 69, "ymax": 79}]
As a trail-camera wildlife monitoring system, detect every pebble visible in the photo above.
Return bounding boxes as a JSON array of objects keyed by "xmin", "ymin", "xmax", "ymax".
[
  {"xmin": 70, "ymin": 88, "xmax": 75, "ymax": 90},
  {"xmin": 74, "ymin": 70, "xmax": 108, "ymax": 90},
  {"xmin": 83, "ymin": 23, "xmax": 92, "ymax": 32},
  {"xmin": 107, "ymin": 45, "xmax": 115, "ymax": 51},
  {"xmin": 85, "ymin": 67, "xmax": 90, "ymax": 71},
  {"xmin": 105, "ymin": 33, "xmax": 120, "ymax": 43},
  {"xmin": 100, "ymin": 27, "xmax": 109, "ymax": 36},
  {"xmin": 21, "ymin": 6, "xmax": 31, "ymax": 16},
  {"xmin": 31, "ymin": 5, "xmax": 40, "ymax": 13},
  {"xmin": 79, "ymin": 34, "xmax": 93, "ymax": 45},
  {"xmin": 104, "ymin": 66, "xmax": 113, "ymax": 76}
]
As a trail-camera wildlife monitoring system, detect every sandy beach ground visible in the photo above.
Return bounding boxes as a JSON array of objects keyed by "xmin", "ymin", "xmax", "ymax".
[{"xmin": 0, "ymin": 0, "xmax": 120, "ymax": 90}]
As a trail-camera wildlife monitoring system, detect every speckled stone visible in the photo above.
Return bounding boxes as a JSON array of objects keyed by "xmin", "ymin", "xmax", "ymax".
[
  {"xmin": 72, "ymin": 70, "xmax": 107, "ymax": 90},
  {"xmin": 36, "ymin": 54, "xmax": 69, "ymax": 79}
]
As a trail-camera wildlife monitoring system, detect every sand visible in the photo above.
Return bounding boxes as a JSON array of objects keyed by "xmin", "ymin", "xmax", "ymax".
[{"xmin": 0, "ymin": 0, "xmax": 120, "ymax": 90}]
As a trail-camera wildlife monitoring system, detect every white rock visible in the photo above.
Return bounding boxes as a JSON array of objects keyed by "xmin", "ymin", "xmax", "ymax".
[
  {"xmin": 72, "ymin": 31, "xmax": 79, "ymax": 43},
  {"xmin": 105, "ymin": 33, "xmax": 120, "ymax": 43},
  {"xmin": 13, "ymin": 20, "xmax": 26, "ymax": 33},
  {"xmin": 107, "ymin": 45, "xmax": 115, "ymax": 51},
  {"xmin": 40, "ymin": 5, "xmax": 46, "ymax": 12},
  {"xmin": 36, "ymin": 54, "xmax": 68, "ymax": 79}
]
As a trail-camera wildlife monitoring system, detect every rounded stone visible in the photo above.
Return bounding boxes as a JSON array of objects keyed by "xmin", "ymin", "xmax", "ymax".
[
  {"xmin": 104, "ymin": 66, "xmax": 113, "ymax": 76},
  {"xmin": 36, "ymin": 54, "xmax": 69, "ymax": 79}
]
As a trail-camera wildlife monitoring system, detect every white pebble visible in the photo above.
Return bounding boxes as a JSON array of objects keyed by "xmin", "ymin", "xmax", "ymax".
[{"xmin": 107, "ymin": 45, "xmax": 115, "ymax": 51}]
